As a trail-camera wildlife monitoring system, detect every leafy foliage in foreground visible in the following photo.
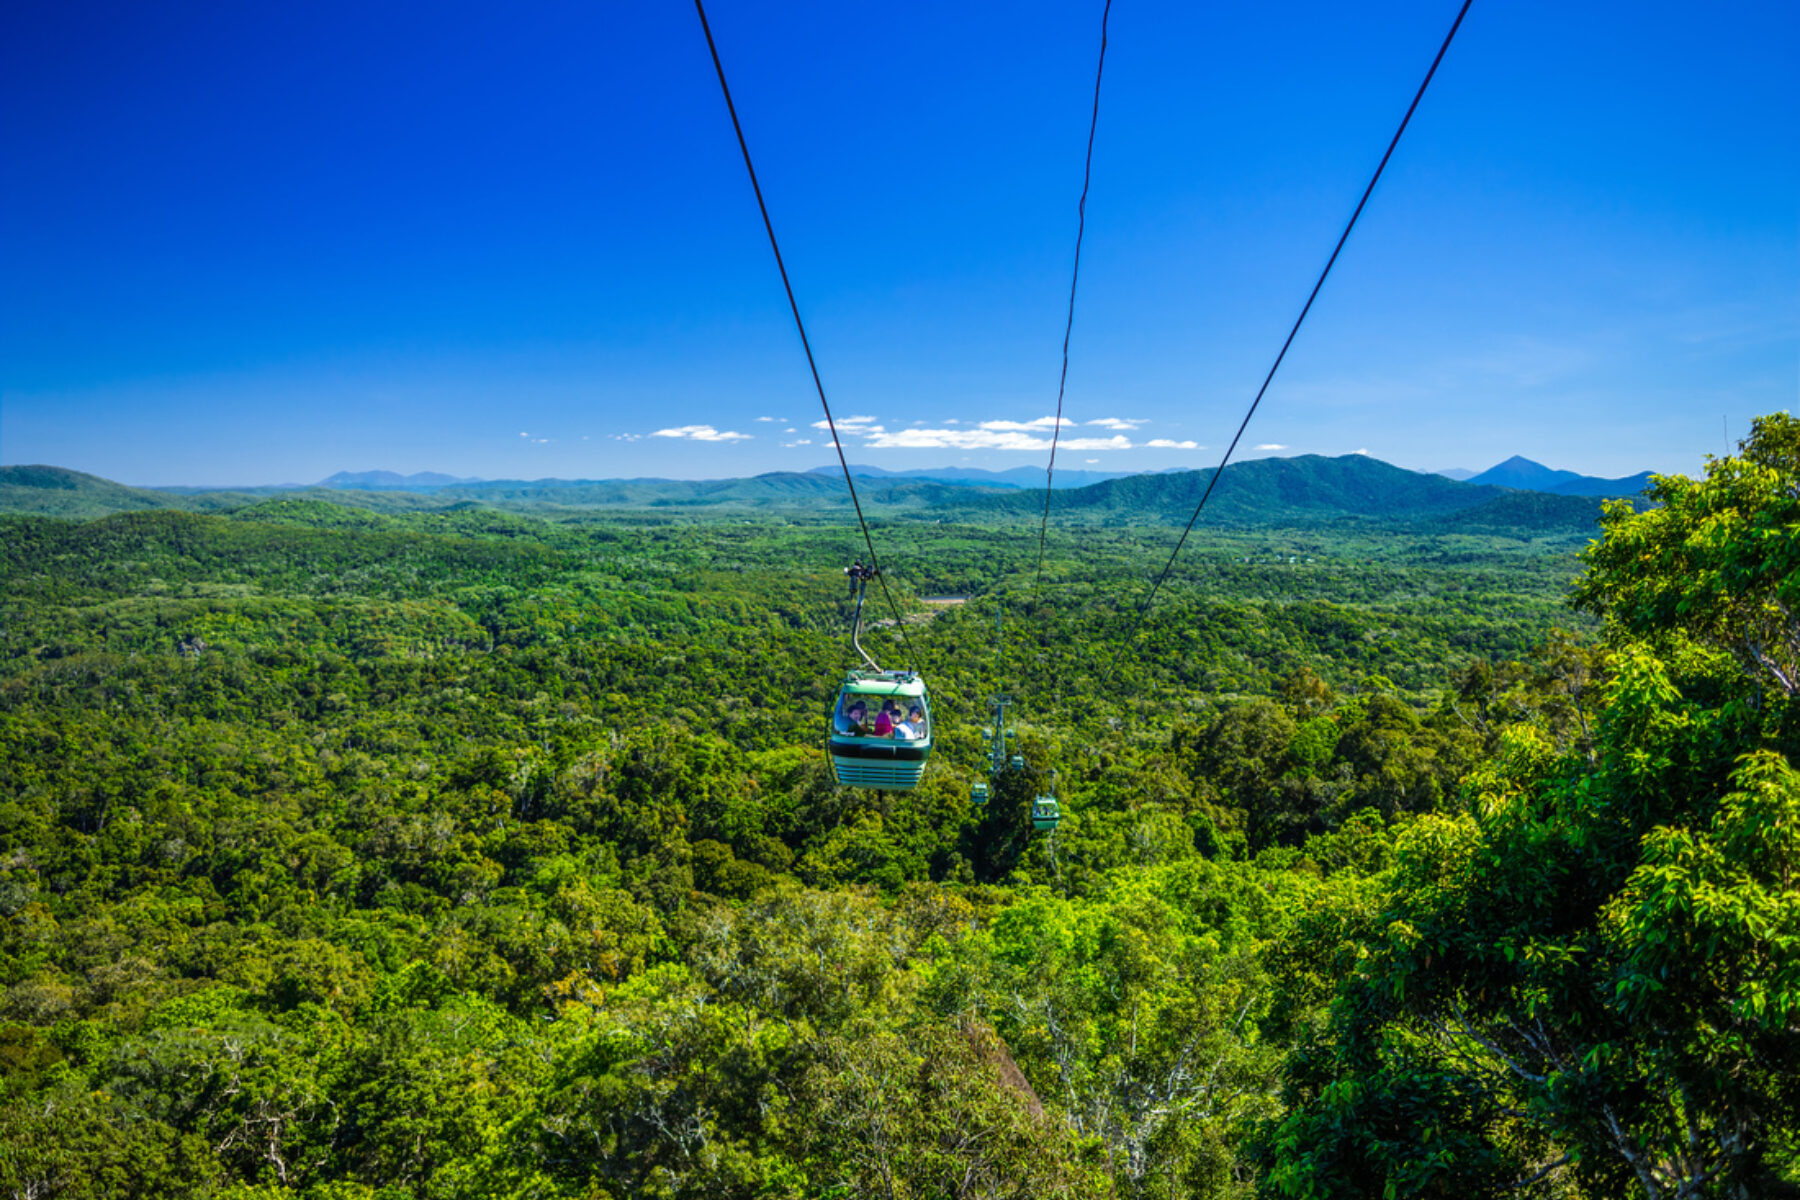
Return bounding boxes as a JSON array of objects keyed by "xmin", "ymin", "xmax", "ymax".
[
  {"xmin": 1262, "ymin": 414, "xmax": 1800, "ymax": 1199},
  {"xmin": 1, "ymin": 420, "xmax": 1793, "ymax": 1198}
]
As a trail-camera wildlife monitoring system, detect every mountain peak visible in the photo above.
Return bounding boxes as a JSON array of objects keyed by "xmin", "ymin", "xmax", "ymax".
[
  {"xmin": 1467, "ymin": 456, "xmax": 1653, "ymax": 497},
  {"xmin": 1470, "ymin": 456, "xmax": 1577, "ymax": 488}
]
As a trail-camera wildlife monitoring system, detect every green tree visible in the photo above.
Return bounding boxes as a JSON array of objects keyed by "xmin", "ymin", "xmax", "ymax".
[
  {"xmin": 1261, "ymin": 414, "xmax": 1800, "ymax": 1198},
  {"xmin": 1575, "ymin": 410, "xmax": 1800, "ymax": 697}
]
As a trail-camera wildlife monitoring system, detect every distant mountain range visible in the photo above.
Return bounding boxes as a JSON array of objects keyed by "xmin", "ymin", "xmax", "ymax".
[
  {"xmin": 319, "ymin": 470, "xmax": 483, "ymax": 489},
  {"xmin": 0, "ymin": 452, "xmax": 1654, "ymax": 533},
  {"xmin": 290, "ymin": 456, "xmax": 1650, "ymax": 498},
  {"xmin": 46, "ymin": 456, "xmax": 1642, "ymax": 500},
  {"xmin": 946, "ymin": 454, "xmax": 1627, "ymax": 531}
]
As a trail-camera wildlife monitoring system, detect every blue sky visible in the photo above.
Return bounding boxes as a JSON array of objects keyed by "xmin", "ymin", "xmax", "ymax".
[{"xmin": 3, "ymin": 0, "xmax": 1794, "ymax": 486}]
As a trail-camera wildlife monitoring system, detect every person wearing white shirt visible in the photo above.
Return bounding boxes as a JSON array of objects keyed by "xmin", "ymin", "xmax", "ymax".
[{"xmin": 893, "ymin": 706, "xmax": 925, "ymax": 740}]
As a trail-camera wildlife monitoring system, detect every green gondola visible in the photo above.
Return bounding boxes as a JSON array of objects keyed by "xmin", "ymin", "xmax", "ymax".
[
  {"xmin": 829, "ymin": 670, "xmax": 932, "ymax": 791},
  {"xmin": 828, "ymin": 566, "xmax": 932, "ymax": 791},
  {"xmin": 973, "ymin": 695, "xmax": 1066, "ymax": 831}
]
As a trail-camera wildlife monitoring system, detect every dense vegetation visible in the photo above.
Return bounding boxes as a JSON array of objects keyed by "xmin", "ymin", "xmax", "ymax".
[{"xmin": 2, "ymin": 418, "xmax": 1794, "ymax": 1198}]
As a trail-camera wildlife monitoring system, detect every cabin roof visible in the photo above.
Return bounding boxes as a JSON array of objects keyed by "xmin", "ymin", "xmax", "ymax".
[{"xmin": 839, "ymin": 669, "xmax": 926, "ymax": 699}]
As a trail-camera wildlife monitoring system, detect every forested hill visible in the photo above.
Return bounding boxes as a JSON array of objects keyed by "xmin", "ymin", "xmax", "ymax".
[
  {"xmin": 0, "ymin": 465, "xmax": 256, "ymax": 518},
  {"xmin": 2, "ymin": 454, "xmax": 1620, "ymax": 530},
  {"xmin": 962, "ymin": 453, "xmax": 1612, "ymax": 529}
]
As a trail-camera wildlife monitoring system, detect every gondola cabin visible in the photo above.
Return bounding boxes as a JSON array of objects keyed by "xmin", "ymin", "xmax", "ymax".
[
  {"xmin": 829, "ymin": 670, "xmax": 933, "ymax": 790},
  {"xmin": 1031, "ymin": 796, "xmax": 1061, "ymax": 832},
  {"xmin": 970, "ymin": 782, "xmax": 989, "ymax": 806}
]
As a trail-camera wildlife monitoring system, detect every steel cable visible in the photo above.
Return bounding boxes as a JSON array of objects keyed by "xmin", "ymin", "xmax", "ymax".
[
  {"xmin": 1034, "ymin": 0, "xmax": 1114, "ymax": 602},
  {"xmin": 1101, "ymin": 0, "xmax": 1474, "ymax": 687},
  {"xmin": 693, "ymin": 0, "xmax": 919, "ymax": 667}
]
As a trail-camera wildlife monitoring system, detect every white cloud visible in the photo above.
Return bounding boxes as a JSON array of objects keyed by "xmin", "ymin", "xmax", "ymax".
[
  {"xmin": 651, "ymin": 424, "xmax": 752, "ymax": 442},
  {"xmin": 754, "ymin": 416, "xmax": 788, "ymax": 423},
  {"xmin": 783, "ymin": 427, "xmax": 797, "ymax": 434},
  {"xmin": 1352, "ymin": 447, "xmax": 1370, "ymax": 455},
  {"xmin": 781, "ymin": 438, "xmax": 814, "ymax": 447},
  {"xmin": 795, "ymin": 411, "xmax": 1173, "ymax": 452},
  {"xmin": 1085, "ymin": 458, "xmax": 1099, "ymax": 464},
  {"xmin": 1047, "ymin": 436, "xmax": 1134, "ymax": 451},
  {"xmin": 518, "ymin": 431, "xmax": 530, "ymax": 437},
  {"xmin": 977, "ymin": 416, "xmax": 1076, "ymax": 432},
  {"xmin": 611, "ymin": 433, "xmax": 641, "ymax": 442},
  {"xmin": 1146, "ymin": 438, "xmax": 1200, "ymax": 449},
  {"xmin": 1254, "ymin": 443, "xmax": 1288, "ymax": 451},
  {"xmin": 862, "ymin": 428, "xmax": 1131, "ymax": 451},
  {"xmin": 811, "ymin": 416, "xmax": 885, "ymax": 434}
]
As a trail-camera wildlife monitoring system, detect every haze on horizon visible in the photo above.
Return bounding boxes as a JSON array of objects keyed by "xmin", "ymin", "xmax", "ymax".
[{"xmin": 3, "ymin": 0, "xmax": 1795, "ymax": 489}]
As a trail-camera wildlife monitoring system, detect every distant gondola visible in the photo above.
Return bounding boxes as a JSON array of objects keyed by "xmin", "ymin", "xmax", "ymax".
[{"xmin": 973, "ymin": 694, "xmax": 1065, "ymax": 833}]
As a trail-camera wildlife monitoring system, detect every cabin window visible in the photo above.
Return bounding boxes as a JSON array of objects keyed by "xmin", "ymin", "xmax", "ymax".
[{"xmin": 833, "ymin": 692, "xmax": 928, "ymax": 740}]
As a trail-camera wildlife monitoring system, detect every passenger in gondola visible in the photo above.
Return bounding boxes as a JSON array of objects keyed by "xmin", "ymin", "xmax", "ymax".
[
  {"xmin": 872, "ymin": 705, "xmax": 894, "ymax": 737},
  {"xmin": 836, "ymin": 699, "xmax": 870, "ymax": 736},
  {"xmin": 894, "ymin": 706, "xmax": 923, "ymax": 740}
]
